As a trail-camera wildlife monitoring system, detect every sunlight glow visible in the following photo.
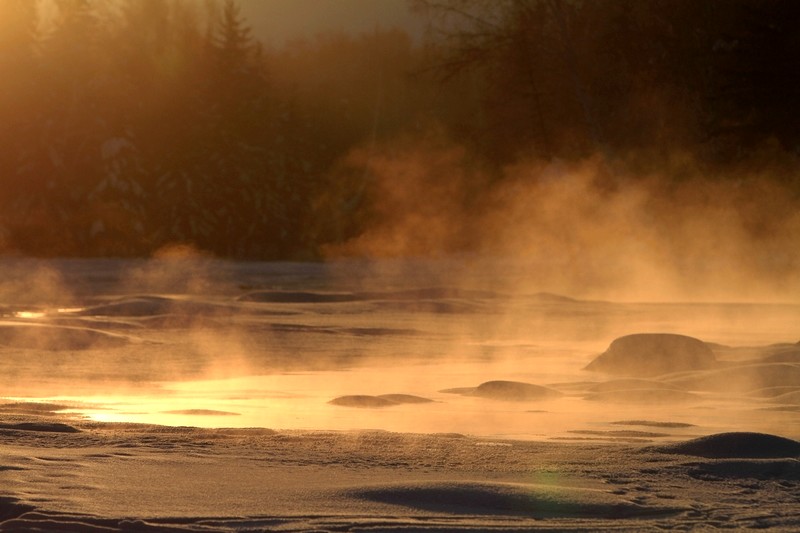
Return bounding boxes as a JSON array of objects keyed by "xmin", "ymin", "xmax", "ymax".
[{"xmin": 13, "ymin": 311, "xmax": 46, "ymax": 319}]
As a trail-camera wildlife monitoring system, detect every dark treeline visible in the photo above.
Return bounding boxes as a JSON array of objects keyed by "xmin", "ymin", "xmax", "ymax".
[
  {"xmin": 0, "ymin": 0, "xmax": 438, "ymax": 257},
  {"xmin": 415, "ymin": 0, "xmax": 800, "ymax": 166},
  {"xmin": 0, "ymin": 0, "xmax": 798, "ymax": 259}
]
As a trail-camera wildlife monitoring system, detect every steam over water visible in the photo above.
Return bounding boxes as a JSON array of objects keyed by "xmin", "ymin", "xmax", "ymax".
[{"xmin": 1, "ymin": 257, "xmax": 798, "ymax": 441}]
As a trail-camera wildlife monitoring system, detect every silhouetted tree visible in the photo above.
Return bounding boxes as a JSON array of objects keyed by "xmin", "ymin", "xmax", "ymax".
[
  {"xmin": 1, "ymin": 0, "xmax": 796, "ymax": 258},
  {"xmin": 0, "ymin": 0, "xmax": 41, "ymax": 248},
  {"xmin": 7, "ymin": 0, "xmax": 111, "ymax": 253},
  {"xmin": 414, "ymin": 0, "xmax": 785, "ymax": 164},
  {"xmin": 708, "ymin": 0, "xmax": 800, "ymax": 158}
]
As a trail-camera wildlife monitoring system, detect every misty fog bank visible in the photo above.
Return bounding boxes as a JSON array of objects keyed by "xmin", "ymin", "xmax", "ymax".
[
  {"xmin": 0, "ymin": 0, "xmax": 798, "ymax": 302},
  {"xmin": 322, "ymin": 143, "xmax": 800, "ymax": 301}
]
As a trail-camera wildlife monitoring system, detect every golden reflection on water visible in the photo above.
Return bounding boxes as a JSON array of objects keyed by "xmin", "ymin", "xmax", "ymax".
[
  {"xmin": 2, "ymin": 291, "xmax": 797, "ymax": 441},
  {"xmin": 24, "ymin": 356, "xmax": 799, "ymax": 441},
  {"xmin": 12, "ymin": 311, "xmax": 47, "ymax": 319}
]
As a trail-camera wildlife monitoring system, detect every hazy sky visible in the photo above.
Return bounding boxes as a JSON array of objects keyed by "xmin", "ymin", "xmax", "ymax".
[{"xmin": 238, "ymin": 0, "xmax": 423, "ymax": 46}]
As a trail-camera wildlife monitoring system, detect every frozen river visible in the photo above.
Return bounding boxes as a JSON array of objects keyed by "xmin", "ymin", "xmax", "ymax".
[{"xmin": 1, "ymin": 257, "xmax": 798, "ymax": 441}]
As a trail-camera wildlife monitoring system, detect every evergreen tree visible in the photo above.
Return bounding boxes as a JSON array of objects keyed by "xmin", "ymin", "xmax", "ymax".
[
  {"xmin": 412, "ymin": 0, "xmax": 603, "ymax": 161},
  {"xmin": 0, "ymin": 0, "xmax": 41, "ymax": 250},
  {"xmin": 709, "ymin": 0, "xmax": 800, "ymax": 156},
  {"xmin": 7, "ymin": 0, "xmax": 108, "ymax": 254}
]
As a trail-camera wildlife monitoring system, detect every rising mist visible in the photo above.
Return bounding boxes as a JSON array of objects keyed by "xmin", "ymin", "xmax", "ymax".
[
  {"xmin": 323, "ymin": 138, "xmax": 800, "ymax": 302},
  {"xmin": 0, "ymin": 0, "xmax": 797, "ymax": 291}
]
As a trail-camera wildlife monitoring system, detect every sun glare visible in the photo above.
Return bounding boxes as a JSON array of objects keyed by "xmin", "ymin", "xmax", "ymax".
[{"xmin": 13, "ymin": 311, "xmax": 46, "ymax": 319}]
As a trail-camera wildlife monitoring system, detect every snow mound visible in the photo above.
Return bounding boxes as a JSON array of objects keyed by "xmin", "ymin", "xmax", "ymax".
[
  {"xmin": 329, "ymin": 394, "xmax": 433, "ymax": 408},
  {"xmin": 472, "ymin": 380, "xmax": 563, "ymax": 401},
  {"xmin": 653, "ymin": 432, "xmax": 800, "ymax": 458},
  {"xmin": 348, "ymin": 481, "xmax": 683, "ymax": 518},
  {"xmin": 585, "ymin": 333, "xmax": 716, "ymax": 377}
]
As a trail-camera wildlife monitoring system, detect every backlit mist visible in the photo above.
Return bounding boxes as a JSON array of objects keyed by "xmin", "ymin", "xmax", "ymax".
[
  {"xmin": 0, "ymin": 0, "xmax": 798, "ymax": 425},
  {"xmin": 0, "ymin": 4, "xmax": 799, "ymax": 530},
  {"xmin": 0, "ymin": 0, "xmax": 797, "ymax": 301}
]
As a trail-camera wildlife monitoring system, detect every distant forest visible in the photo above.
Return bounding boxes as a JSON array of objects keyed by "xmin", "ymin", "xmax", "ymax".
[{"xmin": 0, "ymin": 0, "xmax": 798, "ymax": 259}]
